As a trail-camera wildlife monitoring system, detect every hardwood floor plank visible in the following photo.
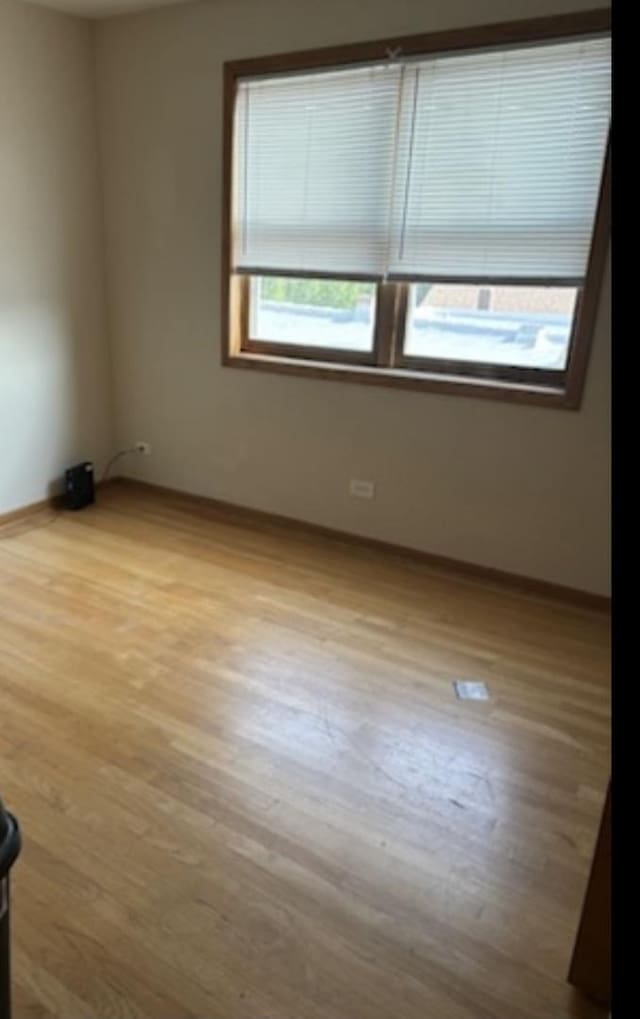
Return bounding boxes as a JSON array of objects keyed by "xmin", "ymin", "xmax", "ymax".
[{"xmin": 0, "ymin": 485, "xmax": 610, "ymax": 1018}]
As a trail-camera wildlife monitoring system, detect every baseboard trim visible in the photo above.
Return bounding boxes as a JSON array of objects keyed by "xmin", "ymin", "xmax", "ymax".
[
  {"xmin": 0, "ymin": 481, "xmax": 112, "ymax": 528},
  {"xmin": 0, "ymin": 494, "xmax": 64, "ymax": 526},
  {"xmin": 109, "ymin": 477, "xmax": 610, "ymax": 613}
]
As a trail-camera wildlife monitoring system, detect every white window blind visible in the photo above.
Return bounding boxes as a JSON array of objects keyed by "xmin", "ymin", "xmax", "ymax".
[
  {"xmin": 233, "ymin": 64, "xmax": 403, "ymax": 277},
  {"xmin": 232, "ymin": 35, "xmax": 610, "ymax": 282},
  {"xmin": 388, "ymin": 38, "xmax": 611, "ymax": 279}
]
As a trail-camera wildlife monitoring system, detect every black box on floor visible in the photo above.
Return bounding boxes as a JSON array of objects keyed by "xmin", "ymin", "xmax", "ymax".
[{"xmin": 64, "ymin": 461, "xmax": 95, "ymax": 510}]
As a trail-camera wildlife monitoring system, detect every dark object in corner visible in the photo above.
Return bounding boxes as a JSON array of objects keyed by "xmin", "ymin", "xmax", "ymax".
[
  {"xmin": 568, "ymin": 781, "xmax": 611, "ymax": 1006},
  {"xmin": 0, "ymin": 799, "xmax": 21, "ymax": 1019},
  {"xmin": 65, "ymin": 461, "xmax": 95, "ymax": 510}
]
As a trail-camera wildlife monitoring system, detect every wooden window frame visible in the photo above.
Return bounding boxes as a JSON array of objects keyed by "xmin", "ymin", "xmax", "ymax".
[
  {"xmin": 222, "ymin": 9, "xmax": 611, "ymax": 409},
  {"xmin": 240, "ymin": 276, "xmax": 383, "ymax": 368}
]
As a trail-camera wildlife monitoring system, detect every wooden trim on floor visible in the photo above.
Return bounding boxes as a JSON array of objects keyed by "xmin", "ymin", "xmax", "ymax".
[
  {"xmin": 0, "ymin": 482, "xmax": 112, "ymax": 528},
  {"xmin": 0, "ymin": 495, "xmax": 64, "ymax": 526},
  {"xmin": 109, "ymin": 478, "xmax": 610, "ymax": 613}
]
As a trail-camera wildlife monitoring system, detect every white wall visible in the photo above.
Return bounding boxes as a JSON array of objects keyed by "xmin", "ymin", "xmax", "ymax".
[
  {"xmin": 93, "ymin": 0, "xmax": 609, "ymax": 597},
  {"xmin": 0, "ymin": 0, "xmax": 113, "ymax": 515}
]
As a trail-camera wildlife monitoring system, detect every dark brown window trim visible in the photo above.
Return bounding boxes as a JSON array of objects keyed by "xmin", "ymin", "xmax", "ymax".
[
  {"xmin": 242, "ymin": 340, "xmax": 378, "ymax": 367},
  {"xmin": 221, "ymin": 10, "xmax": 611, "ymax": 410},
  {"xmin": 224, "ymin": 351, "xmax": 571, "ymax": 407}
]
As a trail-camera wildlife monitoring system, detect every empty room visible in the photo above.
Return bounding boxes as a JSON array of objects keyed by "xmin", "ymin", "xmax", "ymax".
[{"xmin": 0, "ymin": 0, "xmax": 611, "ymax": 1017}]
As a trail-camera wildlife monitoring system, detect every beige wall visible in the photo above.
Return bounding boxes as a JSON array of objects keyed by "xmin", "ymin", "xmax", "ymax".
[
  {"xmin": 0, "ymin": 0, "xmax": 113, "ymax": 514},
  {"xmin": 95, "ymin": 0, "xmax": 610, "ymax": 595}
]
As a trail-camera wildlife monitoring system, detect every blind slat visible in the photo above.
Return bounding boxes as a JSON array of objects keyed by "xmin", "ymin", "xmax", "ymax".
[{"xmin": 232, "ymin": 36, "xmax": 610, "ymax": 280}]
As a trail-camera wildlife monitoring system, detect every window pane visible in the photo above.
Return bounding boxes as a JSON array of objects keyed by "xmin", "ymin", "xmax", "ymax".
[
  {"xmin": 250, "ymin": 277, "xmax": 376, "ymax": 353},
  {"xmin": 404, "ymin": 284, "xmax": 577, "ymax": 370}
]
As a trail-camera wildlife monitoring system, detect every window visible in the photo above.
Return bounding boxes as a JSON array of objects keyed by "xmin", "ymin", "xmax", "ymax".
[
  {"xmin": 249, "ymin": 277, "xmax": 377, "ymax": 358},
  {"xmin": 223, "ymin": 11, "xmax": 611, "ymax": 407}
]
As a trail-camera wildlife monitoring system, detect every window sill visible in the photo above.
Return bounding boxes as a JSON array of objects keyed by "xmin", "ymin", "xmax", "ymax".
[{"xmin": 223, "ymin": 351, "xmax": 578, "ymax": 408}]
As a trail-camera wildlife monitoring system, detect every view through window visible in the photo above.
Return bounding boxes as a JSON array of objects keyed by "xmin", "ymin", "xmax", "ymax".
[
  {"xmin": 404, "ymin": 284, "xmax": 578, "ymax": 370},
  {"xmin": 249, "ymin": 278, "xmax": 579, "ymax": 369},
  {"xmin": 251, "ymin": 278, "xmax": 376, "ymax": 353}
]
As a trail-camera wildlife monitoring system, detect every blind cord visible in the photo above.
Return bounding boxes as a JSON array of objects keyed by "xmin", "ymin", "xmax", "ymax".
[{"xmin": 397, "ymin": 65, "xmax": 421, "ymax": 263}]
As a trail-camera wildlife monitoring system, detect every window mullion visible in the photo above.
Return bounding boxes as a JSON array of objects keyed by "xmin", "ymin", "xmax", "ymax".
[
  {"xmin": 373, "ymin": 283, "xmax": 395, "ymax": 367},
  {"xmin": 375, "ymin": 282, "xmax": 409, "ymax": 368},
  {"xmin": 390, "ymin": 283, "xmax": 409, "ymax": 367}
]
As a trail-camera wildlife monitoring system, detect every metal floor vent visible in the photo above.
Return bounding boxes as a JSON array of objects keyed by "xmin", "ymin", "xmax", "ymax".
[{"xmin": 453, "ymin": 680, "xmax": 490, "ymax": 701}]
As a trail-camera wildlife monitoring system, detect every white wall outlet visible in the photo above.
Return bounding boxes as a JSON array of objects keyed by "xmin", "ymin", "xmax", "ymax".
[
  {"xmin": 135, "ymin": 441, "xmax": 151, "ymax": 455},
  {"xmin": 349, "ymin": 479, "xmax": 375, "ymax": 500}
]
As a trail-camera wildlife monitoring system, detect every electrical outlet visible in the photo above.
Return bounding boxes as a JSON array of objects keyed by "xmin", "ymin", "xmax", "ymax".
[
  {"xmin": 349, "ymin": 479, "xmax": 375, "ymax": 500},
  {"xmin": 135, "ymin": 441, "xmax": 151, "ymax": 455}
]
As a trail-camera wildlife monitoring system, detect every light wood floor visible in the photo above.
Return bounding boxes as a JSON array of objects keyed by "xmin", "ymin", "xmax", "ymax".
[{"xmin": 0, "ymin": 482, "xmax": 610, "ymax": 1019}]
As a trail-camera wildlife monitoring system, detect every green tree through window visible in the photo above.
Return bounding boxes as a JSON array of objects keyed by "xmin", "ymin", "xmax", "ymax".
[{"xmin": 262, "ymin": 277, "xmax": 371, "ymax": 310}]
